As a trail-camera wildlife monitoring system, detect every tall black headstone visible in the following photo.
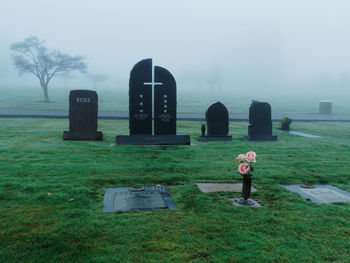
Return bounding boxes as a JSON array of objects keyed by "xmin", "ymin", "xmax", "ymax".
[
  {"xmin": 154, "ymin": 66, "xmax": 176, "ymax": 135},
  {"xmin": 243, "ymin": 100, "xmax": 277, "ymax": 141},
  {"xmin": 63, "ymin": 90, "xmax": 103, "ymax": 140},
  {"xmin": 198, "ymin": 101, "xmax": 232, "ymax": 141},
  {"xmin": 129, "ymin": 59, "xmax": 152, "ymax": 135},
  {"xmin": 116, "ymin": 59, "xmax": 190, "ymax": 145}
]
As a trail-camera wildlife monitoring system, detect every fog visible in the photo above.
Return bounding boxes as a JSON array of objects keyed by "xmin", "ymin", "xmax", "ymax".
[{"xmin": 1, "ymin": 0, "xmax": 350, "ymax": 98}]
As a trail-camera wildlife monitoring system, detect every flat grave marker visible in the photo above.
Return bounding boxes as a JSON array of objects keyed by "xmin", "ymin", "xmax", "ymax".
[
  {"xmin": 102, "ymin": 185, "xmax": 176, "ymax": 212},
  {"xmin": 282, "ymin": 184, "xmax": 350, "ymax": 204},
  {"xmin": 289, "ymin": 131, "xmax": 323, "ymax": 138},
  {"xmin": 196, "ymin": 183, "xmax": 257, "ymax": 193}
]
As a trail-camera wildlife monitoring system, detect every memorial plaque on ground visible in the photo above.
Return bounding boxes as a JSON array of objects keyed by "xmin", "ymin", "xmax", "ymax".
[
  {"xmin": 103, "ymin": 186, "xmax": 176, "ymax": 212},
  {"xmin": 198, "ymin": 102, "xmax": 232, "ymax": 141},
  {"xmin": 282, "ymin": 184, "xmax": 350, "ymax": 204},
  {"xmin": 244, "ymin": 100, "xmax": 277, "ymax": 141},
  {"xmin": 63, "ymin": 90, "xmax": 103, "ymax": 140},
  {"xmin": 116, "ymin": 58, "xmax": 190, "ymax": 145}
]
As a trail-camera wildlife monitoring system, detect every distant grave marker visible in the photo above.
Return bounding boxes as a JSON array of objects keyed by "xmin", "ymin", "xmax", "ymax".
[
  {"xmin": 244, "ymin": 100, "xmax": 277, "ymax": 141},
  {"xmin": 282, "ymin": 184, "xmax": 350, "ymax": 204},
  {"xmin": 116, "ymin": 58, "xmax": 190, "ymax": 145},
  {"xmin": 319, "ymin": 100, "xmax": 332, "ymax": 115},
  {"xmin": 63, "ymin": 90, "xmax": 103, "ymax": 140},
  {"xmin": 102, "ymin": 186, "xmax": 176, "ymax": 212},
  {"xmin": 198, "ymin": 102, "xmax": 232, "ymax": 141},
  {"xmin": 289, "ymin": 131, "xmax": 323, "ymax": 138}
]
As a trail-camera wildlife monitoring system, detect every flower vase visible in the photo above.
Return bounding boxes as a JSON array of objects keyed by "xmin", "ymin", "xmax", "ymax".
[{"xmin": 235, "ymin": 175, "xmax": 254, "ymax": 206}]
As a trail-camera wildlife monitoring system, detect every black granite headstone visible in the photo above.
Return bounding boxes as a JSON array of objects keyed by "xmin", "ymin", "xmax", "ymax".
[
  {"xmin": 116, "ymin": 59, "xmax": 190, "ymax": 145},
  {"xmin": 154, "ymin": 66, "xmax": 176, "ymax": 135},
  {"xmin": 63, "ymin": 90, "xmax": 102, "ymax": 140},
  {"xmin": 129, "ymin": 59, "xmax": 152, "ymax": 135},
  {"xmin": 198, "ymin": 101, "xmax": 232, "ymax": 141},
  {"xmin": 243, "ymin": 100, "xmax": 277, "ymax": 141}
]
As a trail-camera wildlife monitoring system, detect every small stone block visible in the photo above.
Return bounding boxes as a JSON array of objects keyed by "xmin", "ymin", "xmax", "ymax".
[
  {"xmin": 196, "ymin": 183, "xmax": 257, "ymax": 193},
  {"xmin": 282, "ymin": 184, "xmax": 350, "ymax": 204},
  {"xmin": 230, "ymin": 198, "xmax": 261, "ymax": 207}
]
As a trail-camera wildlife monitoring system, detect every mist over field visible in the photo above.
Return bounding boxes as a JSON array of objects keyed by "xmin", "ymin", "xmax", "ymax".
[{"xmin": 1, "ymin": 0, "xmax": 350, "ymax": 111}]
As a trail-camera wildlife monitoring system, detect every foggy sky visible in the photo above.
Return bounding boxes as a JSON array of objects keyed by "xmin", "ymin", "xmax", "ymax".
[{"xmin": 1, "ymin": 0, "xmax": 350, "ymax": 95}]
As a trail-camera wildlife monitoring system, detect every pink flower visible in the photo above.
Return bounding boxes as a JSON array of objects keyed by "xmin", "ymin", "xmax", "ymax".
[
  {"xmin": 235, "ymin": 154, "xmax": 246, "ymax": 164},
  {"xmin": 245, "ymin": 151, "xmax": 256, "ymax": 162},
  {"xmin": 238, "ymin": 163, "xmax": 250, "ymax": 175}
]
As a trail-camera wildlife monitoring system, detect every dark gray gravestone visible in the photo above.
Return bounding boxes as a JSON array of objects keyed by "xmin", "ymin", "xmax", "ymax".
[
  {"xmin": 102, "ymin": 186, "xmax": 176, "ymax": 212},
  {"xmin": 129, "ymin": 59, "xmax": 152, "ymax": 135},
  {"xmin": 198, "ymin": 101, "xmax": 232, "ymax": 141},
  {"xmin": 243, "ymin": 100, "xmax": 277, "ymax": 141},
  {"xmin": 154, "ymin": 66, "xmax": 176, "ymax": 135},
  {"xmin": 63, "ymin": 90, "xmax": 102, "ymax": 140},
  {"xmin": 282, "ymin": 184, "xmax": 350, "ymax": 204},
  {"xmin": 116, "ymin": 59, "xmax": 190, "ymax": 145}
]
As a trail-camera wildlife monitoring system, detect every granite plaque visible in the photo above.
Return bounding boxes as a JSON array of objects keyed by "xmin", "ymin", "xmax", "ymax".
[
  {"xmin": 282, "ymin": 184, "xmax": 350, "ymax": 204},
  {"xmin": 63, "ymin": 89, "xmax": 103, "ymax": 140},
  {"xmin": 103, "ymin": 185, "xmax": 176, "ymax": 212}
]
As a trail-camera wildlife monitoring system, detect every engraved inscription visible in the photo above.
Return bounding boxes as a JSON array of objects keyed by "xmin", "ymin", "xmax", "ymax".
[
  {"xmin": 299, "ymin": 188, "xmax": 350, "ymax": 203},
  {"xmin": 76, "ymin": 97, "xmax": 91, "ymax": 103}
]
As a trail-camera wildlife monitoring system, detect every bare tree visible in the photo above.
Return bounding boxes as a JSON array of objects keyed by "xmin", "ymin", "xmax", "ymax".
[{"xmin": 10, "ymin": 36, "xmax": 87, "ymax": 102}]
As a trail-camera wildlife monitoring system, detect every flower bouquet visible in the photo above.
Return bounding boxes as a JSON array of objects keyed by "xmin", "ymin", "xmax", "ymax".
[{"xmin": 235, "ymin": 151, "xmax": 256, "ymax": 205}]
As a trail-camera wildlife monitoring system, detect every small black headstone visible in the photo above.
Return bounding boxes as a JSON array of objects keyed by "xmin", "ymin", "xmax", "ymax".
[
  {"xmin": 116, "ymin": 59, "xmax": 190, "ymax": 145},
  {"xmin": 102, "ymin": 186, "xmax": 176, "ymax": 212},
  {"xmin": 198, "ymin": 101, "xmax": 232, "ymax": 141},
  {"xmin": 243, "ymin": 100, "xmax": 277, "ymax": 141},
  {"xmin": 63, "ymin": 90, "xmax": 102, "ymax": 140}
]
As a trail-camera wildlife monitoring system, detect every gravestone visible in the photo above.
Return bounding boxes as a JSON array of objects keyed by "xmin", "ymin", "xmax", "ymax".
[
  {"xmin": 198, "ymin": 101, "xmax": 232, "ymax": 141},
  {"xmin": 116, "ymin": 59, "xmax": 190, "ymax": 145},
  {"xmin": 319, "ymin": 100, "xmax": 332, "ymax": 115},
  {"xmin": 63, "ymin": 90, "xmax": 103, "ymax": 140},
  {"xmin": 102, "ymin": 185, "xmax": 176, "ymax": 212},
  {"xmin": 243, "ymin": 100, "xmax": 277, "ymax": 141},
  {"xmin": 282, "ymin": 184, "xmax": 350, "ymax": 204}
]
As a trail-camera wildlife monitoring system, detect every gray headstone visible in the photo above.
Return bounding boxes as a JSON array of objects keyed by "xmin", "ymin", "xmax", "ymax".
[{"xmin": 282, "ymin": 184, "xmax": 350, "ymax": 204}]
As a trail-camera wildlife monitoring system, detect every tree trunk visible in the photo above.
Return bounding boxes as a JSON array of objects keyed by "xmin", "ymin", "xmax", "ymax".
[{"xmin": 42, "ymin": 84, "xmax": 50, "ymax": 102}]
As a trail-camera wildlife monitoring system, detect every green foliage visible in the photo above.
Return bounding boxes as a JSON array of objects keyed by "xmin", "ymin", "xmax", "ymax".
[
  {"xmin": 280, "ymin": 116, "xmax": 293, "ymax": 130},
  {"xmin": 0, "ymin": 119, "xmax": 349, "ymax": 262}
]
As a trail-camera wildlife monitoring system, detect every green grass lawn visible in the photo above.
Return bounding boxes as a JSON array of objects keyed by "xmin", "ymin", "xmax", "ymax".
[
  {"xmin": 0, "ymin": 119, "xmax": 350, "ymax": 263},
  {"xmin": 1, "ymin": 86, "xmax": 350, "ymax": 115}
]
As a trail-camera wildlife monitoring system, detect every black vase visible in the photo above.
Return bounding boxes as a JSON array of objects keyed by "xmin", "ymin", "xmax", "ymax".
[{"xmin": 242, "ymin": 176, "xmax": 252, "ymax": 200}]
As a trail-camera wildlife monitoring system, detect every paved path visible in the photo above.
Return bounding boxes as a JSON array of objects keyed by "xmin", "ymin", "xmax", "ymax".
[{"xmin": 1, "ymin": 109, "xmax": 350, "ymax": 121}]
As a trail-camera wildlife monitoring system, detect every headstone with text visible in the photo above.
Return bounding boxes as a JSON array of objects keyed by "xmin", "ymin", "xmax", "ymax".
[
  {"xmin": 244, "ymin": 100, "xmax": 277, "ymax": 141},
  {"xmin": 116, "ymin": 58, "xmax": 190, "ymax": 145},
  {"xmin": 63, "ymin": 90, "xmax": 103, "ymax": 140}
]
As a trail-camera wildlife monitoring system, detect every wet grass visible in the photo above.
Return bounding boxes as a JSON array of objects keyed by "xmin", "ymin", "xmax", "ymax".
[{"xmin": 0, "ymin": 118, "xmax": 349, "ymax": 262}]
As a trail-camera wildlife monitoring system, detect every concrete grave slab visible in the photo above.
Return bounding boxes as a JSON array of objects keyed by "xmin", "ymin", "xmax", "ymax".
[
  {"xmin": 289, "ymin": 131, "xmax": 323, "ymax": 138},
  {"xmin": 282, "ymin": 184, "xmax": 350, "ymax": 204},
  {"xmin": 196, "ymin": 183, "xmax": 257, "ymax": 193}
]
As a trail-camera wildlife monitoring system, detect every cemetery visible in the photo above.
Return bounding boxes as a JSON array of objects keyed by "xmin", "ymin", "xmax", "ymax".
[{"xmin": 1, "ymin": 82, "xmax": 350, "ymax": 261}]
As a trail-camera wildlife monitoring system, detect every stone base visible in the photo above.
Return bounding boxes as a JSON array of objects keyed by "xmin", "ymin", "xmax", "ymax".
[
  {"xmin": 116, "ymin": 134, "xmax": 191, "ymax": 145},
  {"xmin": 243, "ymin": 135, "xmax": 277, "ymax": 141},
  {"xmin": 230, "ymin": 198, "xmax": 261, "ymax": 207},
  {"xmin": 197, "ymin": 135, "xmax": 232, "ymax": 141},
  {"xmin": 63, "ymin": 131, "xmax": 103, "ymax": 140}
]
